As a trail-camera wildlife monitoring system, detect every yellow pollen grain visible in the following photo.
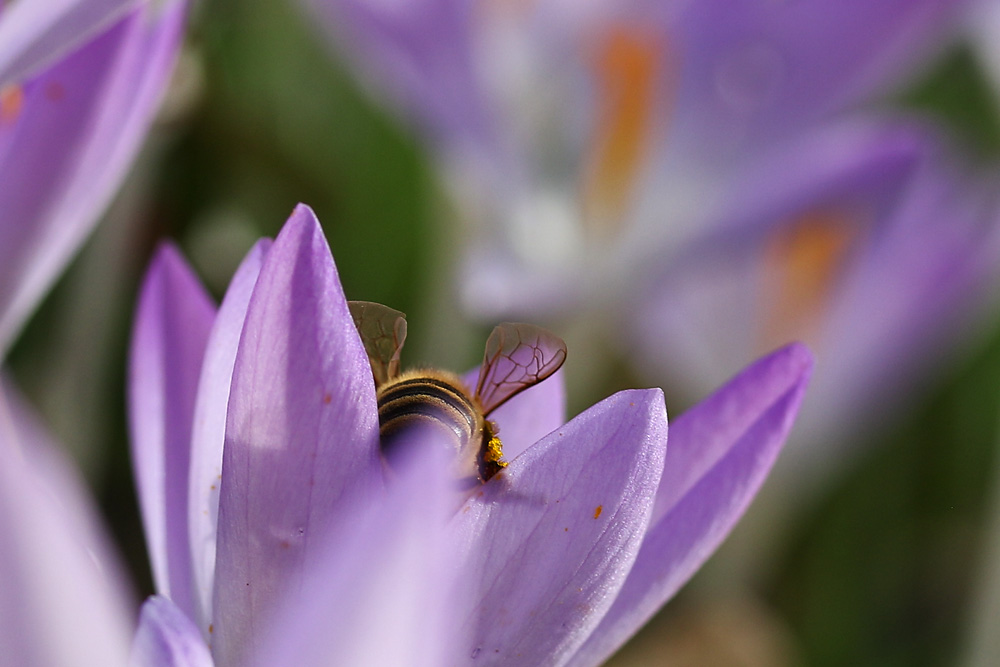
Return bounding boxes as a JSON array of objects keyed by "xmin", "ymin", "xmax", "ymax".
[
  {"xmin": 484, "ymin": 432, "xmax": 507, "ymax": 468},
  {"xmin": 582, "ymin": 26, "xmax": 666, "ymax": 237},
  {"xmin": 0, "ymin": 85, "xmax": 24, "ymax": 125},
  {"xmin": 594, "ymin": 505, "xmax": 603, "ymax": 519}
]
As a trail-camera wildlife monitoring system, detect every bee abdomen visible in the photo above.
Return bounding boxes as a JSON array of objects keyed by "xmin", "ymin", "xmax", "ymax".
[{"xmin": 376, "ymin": 376, "xmax": 479, "ymax": 457}]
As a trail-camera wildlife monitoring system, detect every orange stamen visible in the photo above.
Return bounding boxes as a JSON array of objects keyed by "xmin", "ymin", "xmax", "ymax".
[
  {"xmin": 762, "ymin": 209, "xmax": 857, "ymax": 349},
  {"xmin": 582, "ymin": 26, "xmax": 667, "ymax": 237}
]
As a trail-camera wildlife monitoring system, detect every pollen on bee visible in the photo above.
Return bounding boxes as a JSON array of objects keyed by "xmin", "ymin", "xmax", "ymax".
[
  {"xmin": 483, "ymin": 432, "xmax": 506, "ymax": 468},
  {"xmin": 478, "ymin": 420, "xmax": 508, "ymax": 482}
]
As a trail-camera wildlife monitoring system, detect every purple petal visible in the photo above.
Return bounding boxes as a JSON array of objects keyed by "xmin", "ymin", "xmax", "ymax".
[
  {"xmin": 213, "ymin": 204, "xmax": 383, "ymax": 664},
  {"xmin": 654, "ymin": 344, "xmax": 814, "ymax": 521},
  {"xmin": 129, "ymin": 243, "xmax": 216, "ymax": 620},
  {"xmin": 796, "ymin": 162, "xmax": 1000, "ymax": 456},
  {"xmin": 0, "ymin": 0, "xmax": 138, "ymax": 85},
  {"xmin": 0, "ymin": 1, "xmax": 186, "ymax": 353},
  {"xmin": 462, "ymin": 367, "xmax": 566, "ymax": 460},
  {"xmin": 449, "ymin": 389, "xmax": 668, "ymax": 665},
  {"xmin": 633, "ymin": 121, "xmax": 998, "ymax": 465},
  {"xmin": 0, "ymin": 380, "xmax": 134, "ymax": 665},
  {"xmin": 567, "ymin": 346, "xmax": 812, "ymax": 667},
  {"xmin": 252, "ymin": 452, "xmax": 463, "ymax": 667},
  {"xmin": 130, "ymin": 596, "xmax": 213, "ymax": 667},
  {"xmin": 671, "ymin": 0, "xmax": 966, "ymax": 162},
  {"xmin": 187, "ymin": 239, "xmax": 271, "ymax": 637},
  {"xmin": 631, "ymin": 120, "xmax": 935, "ymax": 395}
]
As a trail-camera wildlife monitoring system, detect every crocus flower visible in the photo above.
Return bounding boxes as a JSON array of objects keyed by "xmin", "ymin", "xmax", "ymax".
[
  {"xmin": 0, "ymin": 0, "xmax": 187, "ymax": 354},
  {"xmin": 123, "ymin": 203, "xmax": 811, "ymax": 665},
  {"xmin": 300, "ymin": 0, "xmax": 987, "ymax": 461},
  {"xmin": 302, "ymin": 0, "xmax": 967, "ymax": 316},
  {"xmin": 630, "ymin": 119, "xmax": 1000, "ymax": 480}
]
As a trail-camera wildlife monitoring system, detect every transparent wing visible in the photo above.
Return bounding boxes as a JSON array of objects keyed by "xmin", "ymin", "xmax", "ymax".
[
  {"xmin": 474, "ymin": 323, "xmax": 567, "ymax": 415},
  {"xmin": 348, "ymin": 300, "xmax": 407, "ymax": 387}
]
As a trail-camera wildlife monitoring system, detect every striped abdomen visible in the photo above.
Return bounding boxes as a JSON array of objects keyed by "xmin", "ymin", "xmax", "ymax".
[{"xmin": 376, "ymin": 371, "xmax": 483, "ymax": 462}]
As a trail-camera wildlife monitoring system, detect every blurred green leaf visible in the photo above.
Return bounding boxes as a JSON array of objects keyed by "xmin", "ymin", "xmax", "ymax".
[
  {"xmin": 773, "ymin": 323, "xmax": 1000, "ymax": 667},
  {"xmin": 898, "ymin": 46, "xmax": 1000, "ymax": 158}
]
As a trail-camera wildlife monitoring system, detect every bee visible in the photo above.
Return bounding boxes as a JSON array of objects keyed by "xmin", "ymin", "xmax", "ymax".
[{"xmin": 349, "ymin": 301, "xmax": 567, "ymax": 484}]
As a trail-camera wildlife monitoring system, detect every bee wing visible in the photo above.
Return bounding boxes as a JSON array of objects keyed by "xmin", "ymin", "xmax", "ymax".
[
  {"xmin": 474, "ymin": 323, "xmax": 567, "ymax": 415},
  {"xmin": 348, "ymin": 300, "xmax": 407, "ymax": 387}
]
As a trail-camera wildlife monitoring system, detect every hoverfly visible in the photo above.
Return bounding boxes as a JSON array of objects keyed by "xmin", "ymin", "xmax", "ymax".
[{"xmin": 349, "ymin": 301, "xmax": 567, "ymax": 484}]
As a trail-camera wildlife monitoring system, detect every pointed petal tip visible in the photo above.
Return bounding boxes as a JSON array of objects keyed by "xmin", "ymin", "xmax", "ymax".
[
  {"xmin": 772, "ymin": 342, "xmax": 815, "ymax": 420},
  {"xmin": 141, "ymin": 242, "xmax": 210, "ymax": 300},
  {"xmin": 284, "ymin": 202, "xmax": 322, "ymax": 233},
  {"xmin": 629, "ymin": 385, "xmax": 669, "ymax": 425},
  {"xmin": 752, "ymin": 342, "xmax": 815, "ymax": 395},
  {"xmin": 143, "ymin": 240, "xmax": 183, "ymax": 278},
  {"xmin": 291, "ymin": 201, "xmax": 318, "ymax": 218},
  {"xmin": 134, "ymin": 241, "xmax": 213, "ymax": 323},
  {"xmin": 248, "ymin": 236, "xmax": 274, "ymax": 258},
  {"xmin": 268, "ymin": 203, "xmax": 333, "ymax": 270},
  {"xmin": 772, "ymin": 341, "xmax": 815, "ymax": 380},
  {"xmin": 594, "ymin": 387, "xmax": 669, "ymax": 438}
]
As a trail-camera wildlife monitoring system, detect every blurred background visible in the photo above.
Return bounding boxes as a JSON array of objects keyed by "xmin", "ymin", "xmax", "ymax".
[{"xmin": 8, "ymin": 1, "xmax": 1000, "ymax": 665}]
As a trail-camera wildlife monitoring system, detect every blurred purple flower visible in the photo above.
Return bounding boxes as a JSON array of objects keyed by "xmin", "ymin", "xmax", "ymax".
[
  {"xmin": 0, "ymin": 0, "xmax": 187, "ymax": 354},
  {"xmin": 302, "ymin": 0, "xmax": 967, "ymax": 307},
  {"xmin": 304, "ymin": 0, "xmax": 995, "ymax": 464},
  {"xmin": 0, "ymin": 379, "xmax": 135, "ymax": 665},
  {"xmin": 123, "ymin": 203, "xmax": 811, "ymax": 664},
  {"xmin": 630, "ymin": 120, "xmax": 1000, "ymax": 478}
]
